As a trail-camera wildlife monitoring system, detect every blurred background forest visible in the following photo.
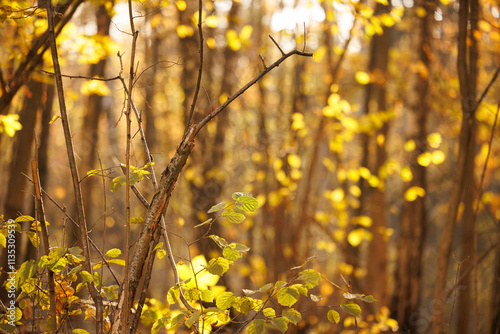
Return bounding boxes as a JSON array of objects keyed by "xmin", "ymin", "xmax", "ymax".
[{"xmin": 0, "ymin": 0, "xmax": 499, "ymax": 332}]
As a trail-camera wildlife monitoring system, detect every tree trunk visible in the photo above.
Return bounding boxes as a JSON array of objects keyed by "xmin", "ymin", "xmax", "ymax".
[
  {"xmin": 432, "ymin": 0, "xmax": 478, "ymax": 332},
  {"xmin": 364, "ymin": 2, "xmax": 393, "ymax": 308},
  {"xmin": 392, "ymin": 0, "xmax": 435, "ymax": 329},
  {"xmin": 0, "ymin": 78, "xmax": 43, "ymax": 303}
]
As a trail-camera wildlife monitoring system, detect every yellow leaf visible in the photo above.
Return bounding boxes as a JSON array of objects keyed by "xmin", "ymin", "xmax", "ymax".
[
  {"xmin": 404, "ymin": 139, "xmax": 416, "ymax": 152},
  {"xmin": 177, "ymin": 24, "xmax": 194, "ymax": 38},
  {"xmin": 401, "ymin": 166, "xmax": 413, "ymax": 181},
  {"xmin": 427, "ymin": 132, "xmax": 442, "ymax": 148},
  {"xmin": 331, "ymin": 189, "xmax": 345, "ymax": 203},
  {"xmin": 313, "ymin": 46, "xmax": 327, "ymax": 62},
  {"xmin": 376, "ymin": 0, "xmax": 389, "ymax": 5},
  {"xmin": 416, "ymin": 7, "xmax": 427, "ymax": 17},
  {"xmin": 206, "ymin": 37, "xmax": 216, "ymax": 49},
  {"xmin": 417, "ymin": 152, "xmax": 431, "ymax": 167},
  {"xmin": 359, "ymin": 167, "xmax": 371, "ymax": 179},
  {"xmin": 239, "ymin": 25, "xmax": 253, "ymax": 41},
  {"xmin": 287, "ymin": 154, "xmax": 301, "ymax": 169},
  {"xmin": 349, "ymin": 185, "xmax": 361, "ymax": 197},
  {"xmin": 0, "ymin": 114, "xmax": 22, "ymax": 137},
  {"xmin": 404, "ymin": 186, "xmax": 426, "ymax": 202},
  {"xmin": 226, "ymin": 29, "xmax": 241, "ymax": 51},
  {"xmin": 347, "ymin": 169, "xmax": 360, "ymax": 182},
  {"xmin": 353, "ymin": 216, "xmax": 372, "ymax": 227},
  {"xmin": 431, "ymin": 150, "xmax": 446, "ymax": 165},
  {"xmin": 49, "ymin": 114, "xmax": 60, "ymax": 124},
  {"xmin": 80, "ymin": 80, "xmax": 110, "ymax": 96},
  {"xmin": 206, "ymin": 15, "xmax": 218, "ymax": 28},
  {"xmin": 175, "ymin": 0, "xmax": 186, "ymax": 11},
  {"xmin": 355, "ymin": 71, "xmax": 371, "ymax": 85},
  {"xmin": 347, "ymin": 228, "xmax": 372, "ymax": 247}
]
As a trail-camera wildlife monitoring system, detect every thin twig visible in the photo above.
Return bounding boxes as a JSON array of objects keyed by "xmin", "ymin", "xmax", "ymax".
[
  {"xmin": 123, "ymin": 0, "xmax": 139, "ymax": 331},
  {"xmin": 31, "ymin": 159, "xmax": 57, "ymax": 333},
  {"xmin": 194, "ymin": 47, "xmax": 312, "ymax": 136},
  {"xmin": 184, "ymin": 0, "xmax": 205, "ymax": 132},
  {"xmin": 269, "ymin": 35, "xmax": 285, "ymax": 55},
  {"xmin": 44, "ymin": 0, "xmax": 104, "ymax": 332}
]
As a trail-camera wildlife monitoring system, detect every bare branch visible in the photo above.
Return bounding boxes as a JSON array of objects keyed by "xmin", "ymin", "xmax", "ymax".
[
  {"xmin": 269, "ymin": 35, "xmax": 285, "ymax": 56},
  {"xmin": 184, "ymin": 0, "xmax": 205, "ymax": 132}
]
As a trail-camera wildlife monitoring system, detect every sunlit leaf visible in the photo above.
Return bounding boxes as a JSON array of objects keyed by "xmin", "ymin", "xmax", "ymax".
[
  {"xmin": 355, "ymin": 71, "xmax": 370, "ymax": 85},
  {"xmin": 404, "ymin": 186, "xmax": 426, "ymax": 202},
  {"xmin": 341, "ymin": 301, "xmax": 362, "ymax": 317},
  {"xmin": 208, "ymin": 202, "xmax": 226, "ymax": 213},
  {"xmin": 222, "ymin": 209, "xmax": 246, "ymax": 224},
  {"xmin": 263, "ymin": 307, "xmax": 275, "ymax": 318},
  {"xmin": 327, "ymin": 309, "xmax": 340, "ymax": 323},
  {"xmin": 235, "ymin": 195, "xmax": 259, "ymax": 212},
  {"xmin": 283, "ymin": 308, "xmax": 302, "ymax": 325},
  {"xmin": 194, "ymin": 218, "xmax": 213, "ymax": 228},
  {"xmin": 167, "ymin": 286, "xmax": 180, "ymax": 305},
  {"xmin": 0, "ymin": 114, "xmax": 22, "ymax": 137},
  {"xmin": 206, "ymin": 257, "xmax": 230, "ymax": 275},
  {"xmin": 216, "ymin": 291, "xmax": 235, "ymax": 310},
  {"xmin": 271, "ymin": 317, "xmax": 289, "ymax": 333},
  {"xmin": 277, "ymin": 286, "xmax": 300, "ymax": 307},
  {"xmin": 247, "ymin": 319, "xmax": 265, "ymax": 334},
  {"xmin": 105, "ymin": 248, "xmax": 121, "ymax": 258}
]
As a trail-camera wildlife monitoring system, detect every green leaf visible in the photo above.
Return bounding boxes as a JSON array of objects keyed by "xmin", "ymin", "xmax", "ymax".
[
  {"xmin": 110, "ymin": 176, "xmax": 125, "ymax": 192},
  {"xmin": 185, "ymin": 310, "xmax": 200, "ymax": 328},
  {"xmin": 130, "ymin": 216, "xmax": 144, "ymax": 224},
  {"xmin": 209, "ymin": 235, "xmax": 228, "ymax": 248},
  {"xmin": 200, "ymin": 289, "xmax": 214, "ymax": 303},
  {"xmin": 275, "ymin": 281, "xmax": 287, "ymax": 289},
  {"xmin": 277, "ymin": 286, "xmax": 300, "ymax": 307},
  {"xmin": 26, "ymin": 231, "xmax": 40, "ymax": 247},
  {"xmin": 169, "ymin": 313, "xmax": 185, "ymax": 328},
  {"xmin": 362, "ymin": 295, "xmax": 377, "ymax": 303},
  {"xmin": 223, "ymin": 246, "xmax": 243, "ymax": 261},
  {"xmin": 208, "ymin": 201, "xmax": 226, "ymax": 213},
  {"xmin": 105, "ymin": 248, "xmax": 122, "ymax": 258},
  {"xmin": 247, "ymin": 319, "xmax": 265, "ymax": 334},
  {"xmin": 231, "ymin": 243, "xmax": 250, "ymax": 252},
  {"xmin": 283, "ymin": 308, "xmax": 302, "ymax": 325},
  {"xmin": 341, "ymin": 301, "xmax": 361, "ymax": 317},
  {"xmin": 298, "ymin": 269, "xmax": 321, "ymax": 289},
  {"xmin": 327, "ymin": 309, "xmax": 340, "ymax": 323},
  {"xmin": 216, "ymin": 292, "xmax": 235, "ymax": 310},
  {"xmin": 68, "ymin": 247, "xmax": 83, "ymax": 255},
  {"xmin": 271, "ymin": 317, "xmax": 289, "ymax": 333},
  {"xmin": 72, "ymin": 329, "xmax": 89, "ymax": 334},
  {"xmin": 222, "ymin": 209, "xmax": 246, "ymax": 224},
  {"xmin": 263, "ymin": 308, "xmax": 276, "ymax": 318},
  {"xmin": 80, "ymin": 270, "xmax": 93, "ymax": 283},
  {"xmin": 49, "ymin": 257, "xmax": 67, "ymax": 273},
  {"xmin": 207, "ymin": 257, "xmax": 230, "ymax": 275},
  {"xmin": 101, "ymin": 285, "xmax": 119, "ymax": 300},
  {"xmin": 15, "ymin": 215, "xmax": 35, "ymax": 223},
  {"xmin": 232, "ymin": 192, "xmax": 250, "ymax": 200},
  {"xmin": 167, "ymin": 286, "xmax": 180, "ymax": 304},
  {"xmin": 194, "ymin": 218, "xmax": 213, "ymax": 228},
  {"xmin": 258, "ymin": 283, "xmax": 273, "ymax": 292},
  {"xmin": 185, "ymin": 288, "xmax": 200, "ymax": 301},
  {"xmin": 235, "ymin": 195, "xmax": 260, "ymax": 212},
  {"xmin": 86, "ymin": 169, "xmax": 102, "ymax": 177}
]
